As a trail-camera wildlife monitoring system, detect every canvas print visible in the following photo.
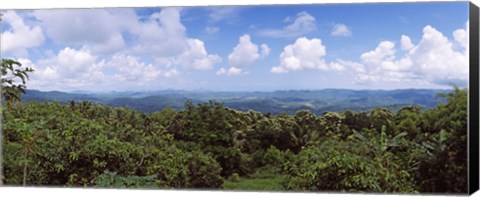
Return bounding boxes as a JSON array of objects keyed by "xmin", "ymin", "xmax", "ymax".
[{"xmin": 0, "ymin": 1, "xmax": 473, "ymax": 194}]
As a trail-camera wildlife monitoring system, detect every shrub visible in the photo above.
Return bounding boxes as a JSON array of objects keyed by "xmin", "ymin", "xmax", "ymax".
[
  {"xmin": 94, "ymin": 171, "xmax": 157, "ymax": 188},
  {"xmin": 283, "ymin": 139, "xmax": 416, "ymax": 193},
  {"xmin": 147, "ymin": 148, "xmax": 223, "ymax": 188}
]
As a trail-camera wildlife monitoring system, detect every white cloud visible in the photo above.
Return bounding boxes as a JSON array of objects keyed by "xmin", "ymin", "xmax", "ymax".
[
  {"xmin": 106, "ymin": 54, "xmax": 162, "ymax": 82},
  {"xmin": 334, "ymin": 60, "xmax": 366, "ymax": 73},
  {"xmin": 132, "ymin": 9, "xmax": 222, "ymax": 70},
  {"xmin": 271, "ymin": 37, "xmax": 329, "ymax": 73},
  {"xmin": 271, "ymin": 66, "xmax": 288, "ymax": 74},
  {"xmin": 410, "ymin": 25, "xmax": 468, "ymax": 85},
  {"xmin": 228, "ymin": 34, "xmax": 268, "ymax": 68},
  {"xmin": 33, "ymin": 9, "xmax": 136, "ymax": 54},
  {"xmin": 176, "ymin": 39, "xmax": 222, "ymax": 70},
  {"xmin": 259, "ymin": 11, "xmax": 316, "ymax": 38},
  {"xmin": 216, "ymin": 67, "xmax": 243, "ymax": 76},
  {"xmin": 31, "ymin": 7, "xmax": 220, "ymax": 65},
  {"xmin": 453, "ymin": 21, "xmax": 469, "ymax": 49},
  {"xmin": 400, "ymin": 35, "xmax": 414, "ymax": 51},
  {"xmin": 352, "ymin": 24, "xmax": 469, "ymax": 86},
  {"xmin": 1, "ymin": 11, "xmax": 45, "ymax": 57},
  {"xmin": 269, "ymin": 28, "xmax": 464, "ymax": 85},
  {"xmin": 216, "ymin": 68, "xmax": 227, "ymax": 75},
  {"xmin": 164, "ymin": 69, "xmax": 179, "ymax": 78},
  {"xmin": 205, "ymin": 26, "xmax": 219, "ymax": 34},
  {"xmin": 28, "ymin": 47, "xmax": 186, "ymax": 90},
  {"xmin": 207, "ymin": 7, "xmax": 242, "ymax": 23},
  {"xmin": 28, "ymin": 47, "xmax": 105, "ymax": 89},
  {"xmin": 329, "ymin": 61, "xmax": 346, "ymax": 71},
  {"xmin": 40, "ymin": 47, "xmax": 98, "ymax": 78},
  {"xmin": 217, "ymin": 34, "xmax": 268, "ymax": 76},
  {"xmin": 360, "ymin": 41, "xmax": 396, "ymax": 66},
  {"xmin": 260, "ymin": 44, "xmax": 271, "ymax": 58},
  {"xmin": 31, "ymin": 8, "xmax": 221, "ymax": 73},
  {"xmin": 90, "ymin": 33, "xmax": 126, "ymax": 54},
  {"xmin": 331, "ymin": 23, "xmax": 352, "ymax": 37},
  {"xmin": 132, "ymin": 8, "xmax": 190, "ymax": 57}
]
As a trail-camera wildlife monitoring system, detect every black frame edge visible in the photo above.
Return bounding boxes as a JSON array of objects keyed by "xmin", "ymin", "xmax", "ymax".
[{"xmin": 469, "ymin": 1, "xmax": 480, "ymax": 195}]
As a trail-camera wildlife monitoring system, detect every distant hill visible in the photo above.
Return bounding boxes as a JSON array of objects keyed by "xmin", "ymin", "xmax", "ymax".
[{"xmin": 21, "ymin": 89, "xmax": 450, "ymax": 115}]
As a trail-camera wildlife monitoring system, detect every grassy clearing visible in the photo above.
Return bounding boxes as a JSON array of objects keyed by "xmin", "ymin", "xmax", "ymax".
[{"xmin": 222, "ymin": 170, "xmax": 285, "ymax": 191}]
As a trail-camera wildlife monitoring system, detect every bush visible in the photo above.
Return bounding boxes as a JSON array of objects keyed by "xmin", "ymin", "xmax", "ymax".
[
  {"xmin": 94, "ymin": 171, "xmax": 157, "ymax": 188},
  {"xmin": 263, "ymin": 146, "xmax": 283, "ymax": 168},
  {"xmin": 147, "ymin": 148, "xmax": 223, "ymax": 189},
  {"xmin": 283, "ymin": 140, "xmax": 416, "ymax": 193},
  {"xmin": 228, "ymin": 173, "xmax": 240, "ymax": 182}
]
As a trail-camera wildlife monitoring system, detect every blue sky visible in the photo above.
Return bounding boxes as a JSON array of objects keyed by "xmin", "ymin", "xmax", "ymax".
[{"xmin": 0, "ymin": 2, "xmax": 470, "ymax": 92}]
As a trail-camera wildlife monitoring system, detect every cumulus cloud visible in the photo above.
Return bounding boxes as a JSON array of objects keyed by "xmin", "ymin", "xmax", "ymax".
[
  {"xmin": 176, "ymin": 39, "xmax": 222, "ymax": 70},
  {"xmin": 400, "ymin": 35, "xmax": 414, "ymax": 51},
  {"xmin": 131, "ymin": 8, "xmax": 191, "ymax": 57},
  {"xmin": 271, "ymin": 37, "xmax": 368, "ymax": 74},
  {"xmin": 259, "ymin": 11, "xmax": 316, "ymax": 38},
  {"xmin": 4, "ymin": 8, "xmax": 223, "ymax": 90},
  {"xmin": 27, "ymin": 47, "xmax": 185, "ymax": 90},
  {"xmin": 32, "ymin": 8, "xmax": 221, "ymax": 70},
  {"xmin": 350, "ymin": 24, "xmax": 469, "ymax": 86},
  {"xmin": 217, "ymin": 34, "xmax": 269, "ymax": 76},
  {"xmin": 271, "ymin": 21, "xmax": 468, "ymax": 88},
  {"xmin": 329, "ymin": 61, "xmax": 346, "ymax": 71},
  {"xmin": 35, "ymin": 7, "xmax": 222, "ymax": 82},
  {"xmin": 228, "ymin": 34, "xmax": 269, "ymax": 68},
  {"xmin": 271, "ymin": 37, "xmax": 329, "ymax": 73},
  {"xmin": 33, "ymin": 9, "xmax": 136, "ymax": 54},
  {"xmin": 106, "ymin": 54, "xmax": 163, "ymax": 82},
  {"xmin": 360, "ymin": 41, "xmax": 396, "ymax": 66},
  {"xmin": 334, "ymin": 60, "xmax": 366, "ymax": 73},
  {"xmin": 39, "ymin": 47, "xmax": 98, "ymax": 78},
  {"xmin": 216, "ymin": 67, "xmax": 243, "ymax": 76},
  {"xmin": 1, "ymin": 11, "xmax": 45, "ymax": 57},
  {"xmin": 132, "ymin": 9, "xmax": 222, "ymax": 70},
  {"xmin": 260, "ymin": 44, "xmax": 271, "ymax": 58},
  {"xmin": 27, "ymin": 47, "xmax": 105, "ymax": 89},
  {"xmin": 453, "ymin": 21, "xmax": 469, "ymax": 49},
  {"xmin": 331, "ymin": 24, "xmax": 352, "ymax": 37}
]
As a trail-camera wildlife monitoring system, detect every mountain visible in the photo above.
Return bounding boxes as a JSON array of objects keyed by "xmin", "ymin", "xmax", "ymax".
[{"xmin": 21, "ymin": 89, "xmax": 450, "ymax": 115}]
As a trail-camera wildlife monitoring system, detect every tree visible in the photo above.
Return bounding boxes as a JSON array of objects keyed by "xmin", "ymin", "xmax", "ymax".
[
  {"xmin": 1, "ymin": 59, "xmax": 34, "ymax": 186},
  {"xmin": 1, "ymin": 59, "xmax": 34, "ymax": 109},
  {"xmin": 369, "ymin": 108, "xmax": 394, "ymax": 133},
  {"xmin": 291, "ymin": 110, "xmax": 321, "ymax": 151},
  {"xmin": 320, "ymin": 112, "xmax": 348, "ymax": 139},
  {"xmin": 413, "ymin": 87, "xmax": 468, "ymax": 193}
]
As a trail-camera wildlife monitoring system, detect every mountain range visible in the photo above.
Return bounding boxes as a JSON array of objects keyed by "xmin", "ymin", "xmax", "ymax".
[{"xmin": 21, "ymin": 89, "xmax": 450, "ymax": 115}]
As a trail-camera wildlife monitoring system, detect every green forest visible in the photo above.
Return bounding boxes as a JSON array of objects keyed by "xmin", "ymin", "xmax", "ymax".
[{"xmin": 0, "ymin": 59, "xmax": 468, "ymax": 193}]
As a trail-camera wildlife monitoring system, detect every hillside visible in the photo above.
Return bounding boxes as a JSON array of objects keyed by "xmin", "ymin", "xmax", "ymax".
[{"xmin": 22, "ymin": 89, "xmax": 450, "ymax": 115}]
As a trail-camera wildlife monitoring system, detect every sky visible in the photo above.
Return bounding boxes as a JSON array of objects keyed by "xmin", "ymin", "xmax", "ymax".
[{"xmin": 0, "ymin": 2, "xmax": 470, "ymax": 92}]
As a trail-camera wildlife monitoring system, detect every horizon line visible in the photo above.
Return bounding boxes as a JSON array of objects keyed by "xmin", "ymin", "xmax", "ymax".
[{"xmin": 25, "ymin": 87, "xmax": 457, "ymax": 94}]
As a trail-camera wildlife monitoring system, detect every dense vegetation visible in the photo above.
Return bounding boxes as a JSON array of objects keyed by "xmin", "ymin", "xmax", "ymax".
[
  {"xmin": 0, "ymin": 59, "xmax": 468, "ymax": 193},
  {"xmin": 0, "ymin": 88, "xmax": 467, "ymax": 193}
]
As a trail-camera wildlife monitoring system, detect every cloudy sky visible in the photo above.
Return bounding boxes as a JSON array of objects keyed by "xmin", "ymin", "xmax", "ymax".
[{"xmin": 0, "ymin": 2, "xmax": 470, "ymax": 92}]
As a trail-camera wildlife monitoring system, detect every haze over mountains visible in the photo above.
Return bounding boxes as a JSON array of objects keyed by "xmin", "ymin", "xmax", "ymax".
[{"xmin": 22, "ymin": 89, "xmax": 450, "ymax": 115}]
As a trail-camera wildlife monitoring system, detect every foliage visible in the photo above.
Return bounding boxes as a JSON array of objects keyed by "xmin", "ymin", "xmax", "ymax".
[
  {"xmin": 1, "ymin": 87, "xmax": 468, "ymax": 193},
  {"xmin": 412, "ymin": 87, "xmax": 468, "ymax": 193},
  {"xmin": 94, "ymin": 171, "xmax": 157, "ymax": 188},
  {"xmin": 283, "ymin": 139, "xmax": 416, "ymax": 193},
  {"xmin": 223, "ymin": 170, "xmax": 285, "ymax": 191},
  {"xmin": 2, "ymin": 102, "xmax": 222, "ymax": 188},
  {"xmin": 1, "ymin": 59, "xmax": 34, "ymax": 108},
  {"xmin": 147, "ymin": 149, "xmax": 223, "ymax": 188}
]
